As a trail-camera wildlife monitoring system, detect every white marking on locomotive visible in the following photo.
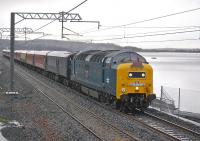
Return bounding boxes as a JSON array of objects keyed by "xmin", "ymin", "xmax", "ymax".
[{"xmin": 106, "ymin": 78, "xmax": 110, "ymax": 83}]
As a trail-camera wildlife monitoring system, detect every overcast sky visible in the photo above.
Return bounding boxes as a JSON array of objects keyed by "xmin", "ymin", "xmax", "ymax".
[{"xmin": 1, "ymin": 0, "xmax": 200, "ymax": 48}]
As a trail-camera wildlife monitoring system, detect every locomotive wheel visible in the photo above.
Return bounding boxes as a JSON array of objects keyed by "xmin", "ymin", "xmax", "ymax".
[
  {"xmin": 115, "ymin": 100, "xmax": 121, "ymax": 110},
  {"xmin": 140, "ymin": 107, "xmax": 145, "ymax": 113},
  {"xmin": 120, "ymin": 102, "xmax": 129, "ymax": 114},
  {"xmin": 131, "ymin": 107, "xmax": 136, "ymax": 115}
]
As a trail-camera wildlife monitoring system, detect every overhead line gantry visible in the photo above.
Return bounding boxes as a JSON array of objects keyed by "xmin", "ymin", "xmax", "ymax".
[
  {"xmin": 0, "ymin": 27, "xmax": 33, "ymax": 39},
  {"xmin": 9, "ymin": 1, "xmax": 100, "ymax": 91}
]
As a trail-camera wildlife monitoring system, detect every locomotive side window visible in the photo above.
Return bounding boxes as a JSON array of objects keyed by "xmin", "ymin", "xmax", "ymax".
[
  {"xmin": 85, "ymin": 55, "xmax": 93, "ymax": 62},
  {"xmin": 104, "ymin": 57, "xmax": 112, "ymax": 67},
  {"xmin": 105, "ymin": 57, "xmax": 111, "ymax": 64}
]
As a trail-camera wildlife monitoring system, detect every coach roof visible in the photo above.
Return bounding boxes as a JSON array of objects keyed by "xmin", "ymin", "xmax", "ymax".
[
  {"xmin": 47, "ymin": 51, "xmax": 71, "ymax": 57},
  {"xmin": 34, "ymin": 51, "xmax": 51, "ymax": 55}
]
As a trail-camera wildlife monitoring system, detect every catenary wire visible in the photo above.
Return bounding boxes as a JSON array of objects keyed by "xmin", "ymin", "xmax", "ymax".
[
  {"xmin": 92, "ymin": 29, "xmax": 200, "ymax": 41},
  {"xmin": 112, "ymin": 38, "xmax": 200, "ymax": 44},
  {"xmin": 81, "ymin": 7, "xmax": 200, "ymax": 34},
  {"xmin": 81, "ymin": 26, "xmax": 199, "ymax": 39}
]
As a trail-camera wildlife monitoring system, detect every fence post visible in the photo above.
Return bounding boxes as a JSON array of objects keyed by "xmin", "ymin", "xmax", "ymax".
[{"xmin": 160, "ymin": 86, "xmax": 163, "ymax": 111}]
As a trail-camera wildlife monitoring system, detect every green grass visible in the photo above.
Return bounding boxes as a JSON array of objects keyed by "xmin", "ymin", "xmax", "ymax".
[{"xmin": 0, "ymin": 117, "xmax": 9, "ymax": 124}]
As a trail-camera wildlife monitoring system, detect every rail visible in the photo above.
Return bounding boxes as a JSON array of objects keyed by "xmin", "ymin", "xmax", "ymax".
[{"xmin": 13, "ymin": 62, "xmax": 140, "ymax": 141}]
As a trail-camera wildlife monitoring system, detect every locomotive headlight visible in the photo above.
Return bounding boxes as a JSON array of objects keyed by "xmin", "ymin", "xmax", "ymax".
[
  {"xmin": 121, "ymin": 88, "xmax": 126, "ymax": 93},
  {"xmin": 135, "ymin": 87, "xmax": 139, "ymax": 91},
  {"xmin": 142, "ymin": 73, "xmax": 145, "ymax": 77},
  {"xmin": 128, "ymin": 73, "xmax": 132, "ymax": 77}
]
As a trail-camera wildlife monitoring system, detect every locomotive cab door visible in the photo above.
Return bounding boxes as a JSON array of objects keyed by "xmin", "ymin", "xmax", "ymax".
[{"xmin": 102, "ymin": 57, "xmax": 112, "ymax": 84}]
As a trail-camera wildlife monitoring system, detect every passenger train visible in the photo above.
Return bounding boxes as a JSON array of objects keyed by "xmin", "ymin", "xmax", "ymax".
[{"xmin": 2, "ymin": 49, "xmax": 156, "ymax": 113}]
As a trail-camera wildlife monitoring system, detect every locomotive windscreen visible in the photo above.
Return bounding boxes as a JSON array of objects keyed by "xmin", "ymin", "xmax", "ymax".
[{"xmin": 128, "ymin": 72, "xmax": 146, "ymax": 78}]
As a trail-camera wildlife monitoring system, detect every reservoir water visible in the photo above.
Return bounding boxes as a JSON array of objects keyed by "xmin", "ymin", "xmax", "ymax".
[{"xmin": 140, "ymin": 52, "xmax": 200, "ymax": 113}]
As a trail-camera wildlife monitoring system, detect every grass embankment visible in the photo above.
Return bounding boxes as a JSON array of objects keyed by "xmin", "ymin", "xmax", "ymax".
[{"xmin": 0, "ymin": 117, "xmax": 9, "ymax": 124}]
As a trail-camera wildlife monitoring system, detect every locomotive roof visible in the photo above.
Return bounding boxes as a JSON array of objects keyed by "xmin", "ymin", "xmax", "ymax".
[
  {"xmin": 106, "ymin": 50, "xmax": 140, "ymax": 57},
  {"xmin": 106, "ymin": 50, "xmax": 147, "ymax": 63},
  {"xmin": 89, "ymin": 50, "xmax": 119, "ymax": 62},
  {"xmin": 47, "ymin": 51, "xmax": 71, "ymax": 57},
  {"xmin": 76, "ymin": 50, "xmax": 101, "ymax": 56},
  {"xmin": 75, "ymin": 49, "xmax": 144, "ymax": 63},
  {"xmin": 75, "ymin": 50, "xmax": 101, "ymax": 61}
]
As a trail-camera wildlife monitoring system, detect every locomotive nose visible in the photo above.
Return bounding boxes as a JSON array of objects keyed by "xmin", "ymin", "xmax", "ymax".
[
  {"xmin": 116, "ymin": 63, "xmax": 153, "ymax": 99},
  {"xmin": 116, "ymin": 62, "xmax": 155, "ymax": 110}
]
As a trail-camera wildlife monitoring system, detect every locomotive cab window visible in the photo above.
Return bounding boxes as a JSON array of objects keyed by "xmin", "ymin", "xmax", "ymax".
[
  {"xmin": 112, "ymin": 52, "xmax": 147, "ymax": 65},
  {"xmin": 128, "ymin": 72, "xmax": 146, "ymax": 78}
]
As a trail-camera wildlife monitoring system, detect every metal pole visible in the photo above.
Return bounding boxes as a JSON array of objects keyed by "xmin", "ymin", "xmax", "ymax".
[
  {"xmin": 178, "ymin": 88, "xmax": 181, "ymax": 118},
  {"xmin": 160, "ymin": 86, "xmax": 163, "ymax": 111},
  {"xmin": 61, "ymin": 11, "xmax": 64, "ymax": 39},
  {"xmin": 10, "ymin": 13, "xmax": 15, "ymax": 91},
  {"xmin": 199, "ymin": 27, "xmax": 200, "ymax": 39},
  {"xmin": 123, "ymin": 25, "xmax": 126, "ymax": 38},
  {"xmin": 24, "ymin": 27, "xmax": 27, "ymax": 41}
]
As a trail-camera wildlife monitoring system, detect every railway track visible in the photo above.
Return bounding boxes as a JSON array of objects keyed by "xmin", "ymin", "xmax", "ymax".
[
  {"xmin": 88, "ymin": 98, "xmax": 200, "ymax": 141},
  {"xmin": 47, "ymin": 77, "xmax": 200, "ymax": 141},
  {"xmin": 11, "ymin": 60, "xmax": 200, "ymax": 141},
  {"xmin": 13, "ymin": 62, "xmax": 140, "ymax": 141},
  {"xmin": 85, "ymin": 98, "xmax": 200, "ymax": 141},
  {"xmin": 83, "ymin": 96, "xmax": 200, "ymax": 141},
  {"xmin": 41, "ymin": 70, "xmax": 200, "ymax": 141},
  {"xmin": 15, "ymin": 70, "xmax": 104, "ymax": 141},
  {"xmin": 141, "ymin": 111, "xmax": 200, "ymax": 140}
]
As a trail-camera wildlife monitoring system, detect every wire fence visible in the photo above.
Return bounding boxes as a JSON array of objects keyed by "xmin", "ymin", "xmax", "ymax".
[{"xmin": 151, "ymin": 85, "xmax": 200, "ymax": 114}]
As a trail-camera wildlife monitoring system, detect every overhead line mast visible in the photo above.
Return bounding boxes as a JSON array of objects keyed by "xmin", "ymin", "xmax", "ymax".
[
  {"xmin": 9, "ymin": 0, "xmax": 100, "ymax": 90},
  {"xmin": 0, "ymin": 27, "xmax": 43, "ymax": 40}
]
